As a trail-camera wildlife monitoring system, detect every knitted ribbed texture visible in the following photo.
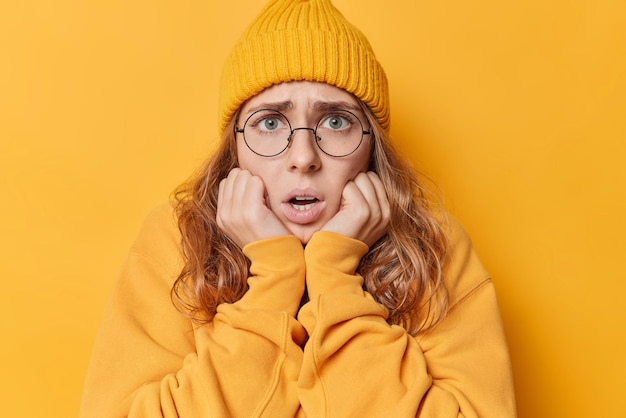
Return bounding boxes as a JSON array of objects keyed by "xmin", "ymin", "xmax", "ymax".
[{"xmin": 217, "ymin": 0, "xmax": 389, "ymax": 135}]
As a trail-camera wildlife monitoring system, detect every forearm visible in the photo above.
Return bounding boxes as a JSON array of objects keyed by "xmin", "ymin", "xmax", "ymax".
[
  {"xmin": 297, "ymin": 232, "xmax": 431, "ymax": 417},
  {"xmin": 297, "ymin": 231, "xmax": 515, "ymax": 418},
  {"xmin": 81, "ymin": 235, "xmax": 307, "ymax": 418},
  {"xmin": 128, "ymin": 307, "xmax": 306, "ymax": 418}
]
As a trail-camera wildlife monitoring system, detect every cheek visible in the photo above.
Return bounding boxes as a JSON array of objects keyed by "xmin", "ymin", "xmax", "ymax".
[
  {"xmin": 345, "ymin": 147, "xmax": 372, "ymax": 178},
  {"xmin": 235, "ymin": 140, "xmax": 250, "ymax": 170},
  {"xmin": 236, "ymin": 142, "xmax": 268, "ymax": 175},
  {"xmin": 236, "ymin": 148, "xmax": 279, "ymax": 198}
]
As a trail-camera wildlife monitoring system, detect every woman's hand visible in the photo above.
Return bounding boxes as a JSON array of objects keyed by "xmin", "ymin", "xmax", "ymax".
[
  {"xmin": 320, "ymin": 171, "xmax": 390, "ymax": 247},
  {"xmin": 217, "ymin": 168, "xmax": 291, "ymax": 248}
]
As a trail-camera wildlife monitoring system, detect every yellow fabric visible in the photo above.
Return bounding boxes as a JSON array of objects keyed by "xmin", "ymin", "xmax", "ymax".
[
  {"xmin": 217, "ymin": 0, "xmax": 389, "ymax": 135},
  {"xmin": 80, "ymin": 203, "xmax": 516, "ymax": 417}
]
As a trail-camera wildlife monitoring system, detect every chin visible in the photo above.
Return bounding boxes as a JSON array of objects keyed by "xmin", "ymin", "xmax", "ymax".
[
  {"xmin": 296, "ymin": 231, "xmax": 314, "ymax": 245},
  {"xmin": 289, "ymin": 226, "xmax": 318, "ymax": 245}
]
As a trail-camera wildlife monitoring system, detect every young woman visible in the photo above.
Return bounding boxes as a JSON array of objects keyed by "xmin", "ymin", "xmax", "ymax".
[{"xmin": 80, "ymin": 1, "xmax": 516, "ymax": 417}]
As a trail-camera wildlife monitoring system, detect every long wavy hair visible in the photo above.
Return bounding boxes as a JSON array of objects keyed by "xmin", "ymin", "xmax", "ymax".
[{"xmin": 172, "ymin": 100, "xmax": 449, "ymax": 335}]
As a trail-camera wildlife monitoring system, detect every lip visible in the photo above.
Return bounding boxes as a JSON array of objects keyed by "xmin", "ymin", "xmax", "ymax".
[{"xmin": 281, "ymin": 188, "xmax": 325, "ymax": 225}]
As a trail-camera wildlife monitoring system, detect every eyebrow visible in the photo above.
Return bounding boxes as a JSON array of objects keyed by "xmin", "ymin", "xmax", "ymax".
[
  {"xmin": 245, "ymin": 101, "xmax": 293, "ymax": 114},
  {"xmin": 311, "ymin": 100, "xmax": 362, "ymax": 113},
  {"xmin": 244, "ymin": 99, "xmax": 362, "ymax": 115}
]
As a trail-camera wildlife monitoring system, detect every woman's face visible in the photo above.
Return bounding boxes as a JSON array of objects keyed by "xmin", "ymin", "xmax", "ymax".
[{"xmin": 236, "ymin": 81, "xmax": 372, "ymax": 244}]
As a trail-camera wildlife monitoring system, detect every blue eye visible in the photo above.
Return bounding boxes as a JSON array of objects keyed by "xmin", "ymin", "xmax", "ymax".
[
  {"xmin": 262, "ymin": 117, "xmax": 281, "ymax": 131},
  {"xmin": 329, "ymin": 117, "xmax": 344, "ymax": 129},
  {"xmin": 320, "ymin": 113, "xmax": 353, "ymax": 131},
  {"xmin": 248, "ymin": 112, "xmax": 288, "ymax": 133}
]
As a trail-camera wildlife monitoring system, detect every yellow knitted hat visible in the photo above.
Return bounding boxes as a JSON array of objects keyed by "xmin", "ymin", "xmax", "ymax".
[{"xmin": 217, "ymin": 0, "xmax": 389, "ymax": 135}]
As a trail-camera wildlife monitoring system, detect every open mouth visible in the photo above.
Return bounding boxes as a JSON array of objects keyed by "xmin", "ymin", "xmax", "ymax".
[{"xmin": 289, "ymin": 196, "xmax": 319, "ymax": 211}]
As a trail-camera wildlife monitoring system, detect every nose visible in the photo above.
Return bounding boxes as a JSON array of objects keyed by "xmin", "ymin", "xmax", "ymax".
[{"xmin": 286, "ymin": 128, "xmax": 321, "ymax": 172}]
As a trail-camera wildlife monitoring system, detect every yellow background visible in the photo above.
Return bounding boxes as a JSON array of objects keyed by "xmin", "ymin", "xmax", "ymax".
[{"xmin": 1, "ymin": 0, "xmax": 624, "ymax": 416}]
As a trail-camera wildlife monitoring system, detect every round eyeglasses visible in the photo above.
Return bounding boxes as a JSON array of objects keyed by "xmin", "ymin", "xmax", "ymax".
[{"xmin": 235, "ymin": 109, "xmax": 371, "ymax": 157}]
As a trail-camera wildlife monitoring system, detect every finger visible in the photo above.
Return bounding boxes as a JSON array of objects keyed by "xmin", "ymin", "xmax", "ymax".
[
  {"xmin": 232, "ymin": 170, "xmax": 266, "ymax": 211},
  {"xmin": 366, "ymin": 171, "xmax": 390, "ymax": 220},
  {"xmin": 217, "ymin": 178, "xmax": 227, "ymax": 213},
  {"xmin": 341, "ymin": 179, "xmax": 369, "ymax": 215},
  {"xmin": 352, "ymin": 172, "xmax": 382, "ymax": 219},
  {"xmin": 356, "ymin": 172, "xmax": 390, "ymax": 244},
  {"xmin": 229, "ymin": 169, "xmax": 248, "ymax": 208},
  {"xmin": 217, "ymin": 173, "xmax": 236, "ymax": 228},
  {"xmin": 218, "ymin": 168, "xmax": 249, "ymax": 225},
  {"xmin": 220, "ymin": 168, "xmax": 240, "ymax": 205}
]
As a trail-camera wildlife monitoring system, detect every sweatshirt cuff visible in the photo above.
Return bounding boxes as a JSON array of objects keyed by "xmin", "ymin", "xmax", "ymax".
[
  {"xmin": 238, "ymin": 235, "xmax": 305, "ymax": 316},
  {"xmin": 304, "ymin": 231, "xmax": 369, "ymax": 299}
]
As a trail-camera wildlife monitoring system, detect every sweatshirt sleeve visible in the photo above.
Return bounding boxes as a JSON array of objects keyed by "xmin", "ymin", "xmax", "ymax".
[
  {"xmin": 296, "ymin": 221, "xmax": 516, "ymax": 418},
  {"xmin": 79, "ymin": 204, "xmax": 307, "ymax": 418}
]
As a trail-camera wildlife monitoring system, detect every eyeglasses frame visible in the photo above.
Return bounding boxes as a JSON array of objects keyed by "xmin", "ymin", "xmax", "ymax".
[{"xmin": 234, "ymin": 108, "xmax": 371, "ymax": 158}]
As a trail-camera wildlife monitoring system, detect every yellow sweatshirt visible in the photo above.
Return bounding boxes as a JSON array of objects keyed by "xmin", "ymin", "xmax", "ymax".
[{"xmin": 80, "ymin": 203, "xmax": 516, "ymax": 417}]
